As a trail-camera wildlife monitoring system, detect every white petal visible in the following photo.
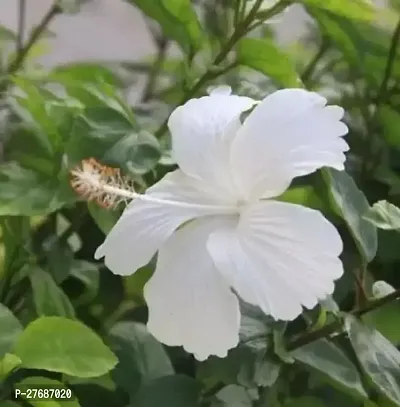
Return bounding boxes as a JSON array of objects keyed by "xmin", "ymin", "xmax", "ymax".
[
  {"xmin": 95, "ymin": 170, "xmax": 227, "ymax": 276},
  {"xmin": 230, "ymin": 89, "xmax": 349, "ymax": 200},
  {"xmin": 208, "ymin": 85, "xmax": 232, "ymax": 96},
  {"xmin": 144, "ymin": 217, "xmax": 240, "ymax": 360},
  {"xmin": 168, "ymin": 92, "xmax": 256, "ymax": 196},
  {"xmin": 208, "ymin": 201, "xmax": 344, "ymax": 321}
]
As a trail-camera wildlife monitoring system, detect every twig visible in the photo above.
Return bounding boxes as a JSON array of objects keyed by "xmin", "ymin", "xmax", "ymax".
[
  {"xmin": 153, "ymin": 0, "xmax": 289, "ymax": 138},
  {"xmin": 6, "ymin": 3, "xmax": 60, "ymax": 76},
  {"xmin": 375, "ymin": 18, "xmax": 400, "ymax": 104},
  {"xmin": 16, "ymin": 0, "xmax": 27, "ymax": 54},
  {"xmin": 287, "ymin": 288, "xmax": 400, "ymax": 350},
  {"xmin": 141, "ymin": 37, "xmax": 168, "ymax": 102},
  {"xmin": 301, "ymin": 37, "xmax": 330, "ymax": 85}
]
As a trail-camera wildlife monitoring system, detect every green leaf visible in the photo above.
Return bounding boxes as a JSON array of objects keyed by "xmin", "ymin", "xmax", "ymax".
[
  {"xmin": 284, "ymin": 397, "xmax": 326, "ymax": 407},
  {"xmin": 109, "ymin": 321, "xmax": 174, "ymax": 398},
  {"xmin": 302, "ymin": 0, "xmax": 375, "ymax": 20},
  {"xmin": 0, "ymin": 304, "xmax": 23, "ymax": 357},
  {"xmin": 278, "ymin": 186, "xmax": 325, "ymax": 212},
  {"xmin": 311, "ymin": 10, "xmax": 400, "ymax": 87},
  {"xmin": 239, "ymin": 302, "xmax": 271, "ymax": 351},
  {"xmin": 50, "ymin": 63, "xmax": 124, "ymax": 87},
  {"xmin": 87, "ymin": 202, "xmax": 120, "ymax": 235},
  {"xmin": 10, "ymin": 78, "xmax": 77, "ymax": 152},
  {"xmin": 323, "ymin": 169, "xmax": 377, "ymax": 263},
  {"xmin": 378, "ymin": 105, "xmax": 400, "ymax": 147},
  {"xmin": 236, "ymin": 38, "xmax": 302, "ymax": 88},
  {"xmin": 390, "ymin": 0, "xmax": 400, "ymax": 12},
  {"xmin": 15, "ymin": 377, "xmax": 80, "ymax": 407},
  {"xmin": 67, "ymin": 114, "xmax": 161, "ymax": 175},
  {"xmin": 0, "ymin": 216, "xmax": 30, "ymax": 276},
  {"xmin": 0, "ymin": 353, "xmax": 21, "ymax": 380},
  {"xmin": 133, "ymin": 375, "xmax": 201, "ymax": 407},
  {"xmin": 0, "ymin": 162, "xmax": 75, "ymax": 216},
  {"xmin": 69, "ymin": 260, "xmax": 100, "ymax": 304},
  {"xmin": 346, "ymin": 316, "xmax": 400, "ymax": 406},
  {"xmin": 363, "ymin": 301, "xmax": 400, "ymax": 346},
  {"xmin": 292, "ymin": 338, "xmax": 367, "ymax": 398},
  {"xmin": 124, "ymin": 264, "xmax": 154, "ymax": 302},
  {"xmin": 214, "ymin": 385, "xmax": 253, "ymax": 407},
  {"xmin": 129, "ymin": 0, "xmax": 203, "ymax": 54},
  {"xmin": 364, "ymin": 201, "xmax": 400, "ymax": 230},
  {"xmin": 0, "ymin": 402, "xmax": 20, "ymax": 407},
  {"xmin": 0, "ymin": 25, "xmax": 17, "ymax": 41},
  {"xmin": 29, "ymin": 267, "xmax": 76, "ymax": 318},
  {"xmin": 14, "ymin": 316, "xmax": 118, "ymax": 378}
]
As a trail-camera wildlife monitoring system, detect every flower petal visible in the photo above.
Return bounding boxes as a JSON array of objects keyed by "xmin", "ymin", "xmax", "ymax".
[
  {"xmin": 168, "ymin": 90, "xmax": 255, "ymax": 196},
  {"xmin": 208, "ymin": 201, "xmax": 344, "ymax": 321},
  {"xmin": 144, "ymin": 217, "xmax": 240, "ymax": 360},
  {"xmin": 95, "ymin": 170, "xmax": 226, "ymax": 276},
  {"xmin": 230, "ymin": 89, "xmax": 349, "ymax": 200}
]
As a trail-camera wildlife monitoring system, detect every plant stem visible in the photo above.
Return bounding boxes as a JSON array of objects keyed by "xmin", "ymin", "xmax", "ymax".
[
  {"xmin": 375, "ymin": 18, "xmax": 400, "ymax": 105},
  {"xmin": 154, "ymin": 0, "xmax": 289, "ymax": 138},
  {"xmin": 287, "ymin": 288, "xmax": 400, "ymax": 350},
  {"xmin": 6, "ymin": 3, "xmax": 60, "ymax": 76},
  {"xmin": 16, "ymin": 0, "xmax": 27, "ymax": 54},
  {"xmin": 141, "ymin": 37, "xmax": 168, "ymax": 102},
  {"xmin": 301, "ymin": 37, "xmax": 329, "ymax": 85}
]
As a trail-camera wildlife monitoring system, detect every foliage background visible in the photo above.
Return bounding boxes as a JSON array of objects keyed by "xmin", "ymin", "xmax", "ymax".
[{"xmin": 1, "ymin": 0, "xmax": 400, "ymax": 406}]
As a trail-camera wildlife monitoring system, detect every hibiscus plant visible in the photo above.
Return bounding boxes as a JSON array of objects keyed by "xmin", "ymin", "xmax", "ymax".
[{"xmin": 0, "ymin": 0, "xmax": 400, "ymax": 406}]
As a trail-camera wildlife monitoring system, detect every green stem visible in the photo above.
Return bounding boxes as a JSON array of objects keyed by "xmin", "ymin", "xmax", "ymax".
[
  {"xmin": 287, "ymin": 288, "xmax": 400, "ymax": 350},
  {"xmin": 6, "ymin": 3, "xmax": 60, "ymax": 76},
  {"xmin": 154, "ymin": 0, "xmax": 289, "ymax": 138},
  {"xmin": 16, "ymin": 0, "xmax": 27, "ymax": 54},
  {"xmin": 141, "ymin": 37, "xmax": 168, "ymax": 102},
  {"xmin": 375, "ymin": 18, "xmax": 400, "ymax": 105},
  {"xmin": 301, "ymin": 37, "xmax": 330, "ymax": 85}
]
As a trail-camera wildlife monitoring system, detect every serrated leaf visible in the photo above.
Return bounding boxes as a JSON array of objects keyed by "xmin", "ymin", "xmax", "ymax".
[
  {"xmin": 346, "ymin": 316, "xmax": 400, "ymax": 406},
  {"xmin": 129, "ymin": 0, "xmax": 203, "ymax": 54},
  {"xmin": 14, "ymin": 317, "xmax": 118, "ymax": 378},
  {"xmin": 66, "ymin": 114, "xmax": 161, "ymax": 175},
  {"xmin": 324, "ymin": 169, "xmax": 377, "ymax": 262},
  {"xmin": 0, "ymin": 162, "xmax": 75, "ymax": 216},
  {"xmin": 364, "ymin": 201, "xmax": 400, "ymax": 230},
  {"xmin": 292, "ymin": 338, "xmax": 367, "ymax": 398},
  {"xmin": 237, "ymin": 38, "xmax": 301, "ymax": 87}
]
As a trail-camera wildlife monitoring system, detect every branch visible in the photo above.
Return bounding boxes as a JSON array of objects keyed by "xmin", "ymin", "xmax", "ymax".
[
  {"xmin": 287, "ymin": 288, "xmax": 400, "ymax": 350},
  {"xmin": 141, "ymin": 37, "xmax": 168, "ymax": 102},
  {"xmin": 153, "ymin": 0, "xmax": 290, "ymax": 138},
  {"xmin": 301, "ymin": 37, "xmax": 330, "ymax": 85},
  {"xmin": 6, "ymin": 3, "xmax": 60, "ymax": 76},
  {"xmin": 16, "ymin": 0, "xmax": 27, "ymax": 54},
  {"xmin": 375, "ymin": 18, "xmax": 400, "ymax": 105}
]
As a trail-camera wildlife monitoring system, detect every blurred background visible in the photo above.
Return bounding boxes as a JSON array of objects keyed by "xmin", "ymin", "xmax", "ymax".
[{"xmin": 0, "ymin": 0, "xmax": 388, "ymax": 103}]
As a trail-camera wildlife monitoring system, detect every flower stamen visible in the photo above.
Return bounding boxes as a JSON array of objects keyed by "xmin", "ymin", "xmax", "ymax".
[{"xmin": 70, "ymin": 158, "xmax": 238, "ymax": 214}]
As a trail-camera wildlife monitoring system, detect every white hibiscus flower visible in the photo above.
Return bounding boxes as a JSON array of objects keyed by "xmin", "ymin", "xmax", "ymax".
[{"xmin": 94, "ymin": 86, "xmax": 348, "ymax": 360}]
